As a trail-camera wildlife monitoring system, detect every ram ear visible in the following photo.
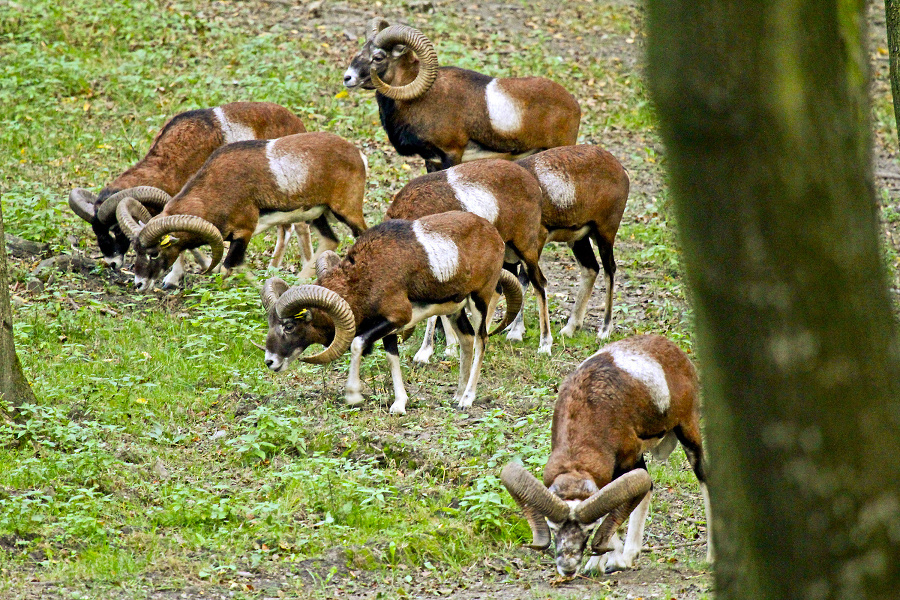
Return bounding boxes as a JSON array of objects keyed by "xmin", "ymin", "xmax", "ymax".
[{"xmin": 391, "ymin": 44, "xmax": 408, "ymax": 58}]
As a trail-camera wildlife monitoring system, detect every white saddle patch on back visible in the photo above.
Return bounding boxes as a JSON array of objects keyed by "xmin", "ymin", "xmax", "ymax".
[
  {"xmin": 603, "ymin": 346, "xmax": 671, "ymax": 413},
  {"xmin": 214, "ymin": 106, "xmax": 257, "ymax": 143},
  {"xmin": 534, "ymin": 158, "xmax": 577, "ymax": 209},
  {"xmin": 446, "ymin": 168, "xmax": 499, "ymax": 223},
  {"xmin": 413, "ymin": 220, "xmax": 459, "ymax": 283},
  {"xmin": 266, "ymin": 139, "xmax": 309, "ymax": 197},
  {"xmin": 485, "ymin": 79, "xmax": 522, "ymax": 135}
]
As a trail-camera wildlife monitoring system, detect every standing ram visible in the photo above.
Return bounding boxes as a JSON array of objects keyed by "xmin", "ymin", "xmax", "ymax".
[
  {"xmin": 501, "ymin": 334, "xmax": 712, "ymax": 576},
  {"xmin": 343, "ymin": 20, "xmax": 580, "ymax": 172},
  {"xmin": 68, "ymin": 102, "xmax": 308, "ymax": 272},
  {"xmin": 115, "ymin": 132, "xmax": 368, "ymax": 290},
  {"xmin": 260, "ymin": 212, "xmax": 523, "ymax": 415},
  {"xmin": 515, "ymin": 145, "xmax": 630, "ymax": 340},
  {"xmin": 385, "ymin": 159, "xmax": 552, "ymax": 359}
]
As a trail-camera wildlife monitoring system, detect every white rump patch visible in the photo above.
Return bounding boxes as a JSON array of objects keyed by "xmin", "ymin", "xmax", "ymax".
[
  {"xmin": 534, "ymin": 158, "xmax": 577, "ymax": 209},
  {"xmin": 214, "ymin": 106, "xmax": 256, "ymax": 144},
  {"xmin": 413, "ymin": 220, "xmax": 459, "ymax": 283},
  {"xmin": 266, "ymin": 139, "xmax": 309, "ymax": 197},
  {"xmin": 446, "ymin": 168, "xmax": 499, "ymax": 223},
  {"xmin": 485, "ymin": 79, "xmax": 522, "ymax": 135},
  {"xmin": 604, "ymin": 346, "xmax": 671, "ymax": 413}
]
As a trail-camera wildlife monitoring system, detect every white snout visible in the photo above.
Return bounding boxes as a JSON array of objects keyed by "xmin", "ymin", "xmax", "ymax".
[
  {"xmin": 343, "ymin": 67, "xmax": 362, "ymax": 89},
  {"xmin": 265, "ymin": 350, "xmax": 286, "ymax": 372},
  {"xmin": 103, "ymin": 255, "xmax": 124, "ymax": 269},
  {"xmin": 134, "ymin": 275, "xmax": 155, "ymax": 292}
]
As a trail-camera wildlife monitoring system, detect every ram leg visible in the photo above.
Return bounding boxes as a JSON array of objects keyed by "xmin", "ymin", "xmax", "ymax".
[
  {"xmin": 161, "ymin": 254, "xmax": 186, "ymax": 289},
  {"xmin": 595, "ymin": 235, "xmax": 617, "ymax": 339},
  {"xmin": 413, "ymin": 316, "xmax": 438, "ymax": 364},
  {"xmin": 382, "ymin": 334, "xmax": 409, "ymax": 414},
  {"xmin": 456, "ymin": 295, "xmax": 488, "ymax": 408},
  {"xmin": 439, "ymin": 315, "xmax": 459, "ymax": 357},
  {"xmin": 560, "ymin": 236, "xmax": 599, "ymax": 337},
  {"xmin": 301, "ymin": 215, "xmax": 339, "ymax": 279},
  {"xmin": 344, "ymin": 318, "xmax": 396, "ymax": 407}
]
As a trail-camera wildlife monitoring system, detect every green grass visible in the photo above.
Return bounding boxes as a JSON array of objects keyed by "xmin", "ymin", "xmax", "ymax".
[{"xmin": 0, "ymin": 0, "xmax": 828, "ymax": 596}]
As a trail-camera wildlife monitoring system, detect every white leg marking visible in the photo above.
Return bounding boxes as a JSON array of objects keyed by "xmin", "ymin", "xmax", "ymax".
[
  {"xmin": 449, "ymin": 316, "xmax": 474, "ymax": 405},
  {"xmin": 506, "ymin": 304, "xmax": 525, "ymax": 342},
  {"xmin": 413, "ymin": 316, "xmax": 438, "ymax": 364},
  {"xmin": 620, "ymin": 491, "xmax": 652, "ymax": 568},
  {"xmin": 385, "ymin": 350, "xmax": 409, "ymax": 415},
  {"xmin": 561, "ymin": 264, "xmax": 598, "ymax": 337},
  {"xmin": 440, "ymin": 315, "xmax": 459, "ymax": 357},
  {"xmin": 598, "ymin": 271, "xmax": 614, "ymax": 340},
  {"xmin": 535, "ymin": 283, "xmax": 553, "ymax": 354},
  {"xmin": 344, "ymin": 337, "xmax": 366, "ymax": 406},
  {"xmin": 270, "ymin": 225, "xmax": 288, "ymax": 268},
  {"xmin": 701, "ymin": 482, "xmax": 714, "ymax": 563},
  {"xmin": 295, "ymin": 223, "xmax": 314, "ymax": 263},
  {"xmin": 457, "ymin": 304, "xmax": 485, "ymax": 408},
  {"xmin": 162, "ymin": 255, "xmax": 186, "ymax": 288}
]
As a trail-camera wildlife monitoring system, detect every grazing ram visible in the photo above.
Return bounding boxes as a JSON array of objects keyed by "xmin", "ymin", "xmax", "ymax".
[
  {"xmin": 501, "ymin": 334, "xmax": 712, "ymax": 576},
  {"xmin": 116, "ymin": 132, "xmax": 368, "ymax": 290},
  {"xmin": 260, "ymin": 212, "xmax": 523, "ymax": 415},
  {"xmin": 68, "ymin": 102, "xmax": 307, "ymax": 271}
]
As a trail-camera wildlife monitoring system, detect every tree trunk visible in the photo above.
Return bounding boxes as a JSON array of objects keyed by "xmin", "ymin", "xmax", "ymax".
[
  {"xmin": 645, "ymin": 2, "xmax": 900, "ymax": 599},
  {"xmin": 887, "ymin": 0, "xmax": 900, "ymax": 148},
  {"xmin": 0, "ymin": 201, "xmax": 35, "ymax": 412}
]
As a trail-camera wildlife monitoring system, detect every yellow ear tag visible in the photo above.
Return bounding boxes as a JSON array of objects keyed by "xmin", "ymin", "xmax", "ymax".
[
  {"xmin": 295, "ymin": 309, "xmax": 309, "ymax": 319},
  {"xmin": 159, "ymin": 234, "xmax": 173, "ymax": 248}
]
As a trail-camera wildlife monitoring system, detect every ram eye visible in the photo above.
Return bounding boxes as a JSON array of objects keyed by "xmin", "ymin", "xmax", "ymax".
[
  {"xmin": 372, "ymin": 50, "xmax": 387, "ymax": 62},
  {"xmin": 148, "ymin": 250, "xmax": 160, "ymax": 259},
  {"xmin": 282, "ymin": 322, "xmax": 296, "ymax": 334}
]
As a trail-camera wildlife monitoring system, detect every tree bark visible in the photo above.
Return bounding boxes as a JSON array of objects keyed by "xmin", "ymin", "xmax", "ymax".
[
  {"xmin": 0, "ymin": 201, "xmax": 36, "ymax": 411},
  {"xmin": 887, "ymin": 0, "xmax": 900, "ymax": 149},
  {"xmin": 646, "ymin": 2, "xmax": 900, "ymax": 599}
]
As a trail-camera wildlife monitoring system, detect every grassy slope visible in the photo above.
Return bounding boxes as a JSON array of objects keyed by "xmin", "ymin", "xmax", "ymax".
[{"xmin": 9, "ymin": 0, "xmax": 894, "ymax": 598}]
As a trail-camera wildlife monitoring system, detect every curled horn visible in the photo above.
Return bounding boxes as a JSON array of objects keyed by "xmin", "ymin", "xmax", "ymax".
[
  {"xmin": 368, "ymin": 17, "xmax": 389, "ymax": 40},
  {"xmin": 501, "ymin": 462, "xmax": 570, "ymax": 549},
  {"xmin": 371, "ymin": 25, "xmax": 439, "ymax": 101},
  {"xmin": 139, "ymin": 215, "xmax": 224, "ymax": 273},
  {"xmin": 68, "ymin": 188, "xmax": 98, "ymax": 222},
  {"xmin": 489, "ymin": 269, "xmax": 524, "ymax": 336},
  {"xmin": 275, "ymin": 285, "xmax": 357, "ymax": 365},
  {"xmin": 573, "ymin": 469, "xmax": 652, "ymax": 525},
  {"xmin": 315, "ymin": 250, "xmax": 341, "ymax": 280},
  {"xmin": 96, "ymin": 186, "xmax": 172, "ymax": 225},
  {"xmin": 261, "ymin": 277, "xmax": 289, "ymax": 313},
  {"xmin": 116, "ymin": 198, "xmax": 153, "ymax": 241}
]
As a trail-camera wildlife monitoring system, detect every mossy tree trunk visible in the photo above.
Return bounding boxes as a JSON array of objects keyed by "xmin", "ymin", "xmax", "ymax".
[
  {"xmin": 887, "ymin": 0, "xmax": 900, "ymax": 148},
  {"xmin": 646, "ymin": 1, "xmax": 900, "ymax": 599},
  {"xmin": 0, "ymin": 202, "xmax": 35, "ymax": 412}
]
